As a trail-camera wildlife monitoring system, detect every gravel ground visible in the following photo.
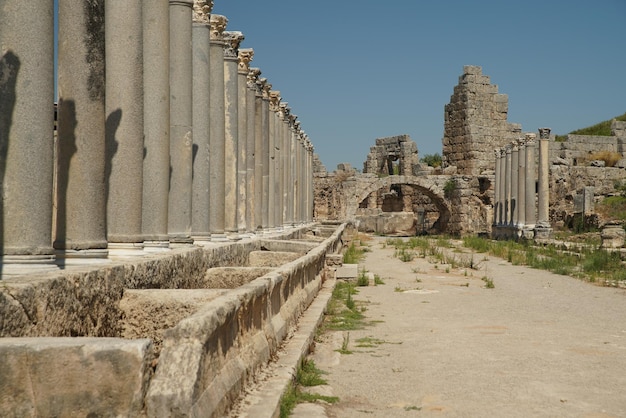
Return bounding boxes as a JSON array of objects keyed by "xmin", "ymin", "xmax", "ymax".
[{"xmin": 295, "ymin": 236, "xmax": 626, "ymax": 418}]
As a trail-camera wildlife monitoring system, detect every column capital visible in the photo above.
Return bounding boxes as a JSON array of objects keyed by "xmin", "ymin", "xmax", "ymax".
[
  {"xmin": 247, "ymin": 67, "xmax": 261, "ymax": 91},
  {"xmin": 517, "ymin": 137, "xmax": 526, "ymax": 149},
  {"xmin": 238, "ymin": 48, "xmax": 254, "ymax": 74},
  {"xmin": 192, "ymin": 0, "xmax": 213, "ymax": 24},
  {"xmin": 494, "ymin": 148, "xmax": 501, "ymax": 158},
  {"xmin": 524, "ymin": 132, "xmax": 536, "ymax": 146},
  {"xmin": 209, "ymin": 14, "xmax": 228, "ymax": 41},
  {"xmin": 538, "ymin": 127, "xmax": 551, "ymax": 140},
  {"xmin": 260, "ymin": 78, "xmax": 271, "ymax": 100},
  {"xmin": 511, "ymin": 140, "xmax": 519, "ymax": 151},
  {"xmin": 223, "ymin": 31, "xmax": 244, "ymax": 60},
  {"xmin": 269, "ymin": 90, "xmax": 281, "ymax": 111}
]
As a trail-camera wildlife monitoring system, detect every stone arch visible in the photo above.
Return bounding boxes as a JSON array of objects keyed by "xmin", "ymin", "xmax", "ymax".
[{"xmin": 347, "ymin": 175, "xmax": 452, "ymax": 233}]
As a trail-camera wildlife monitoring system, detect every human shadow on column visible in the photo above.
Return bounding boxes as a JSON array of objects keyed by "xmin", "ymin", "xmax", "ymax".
[
  {"xmin": 54, "ymin": 99, "xmax": 78, "ymax": 269},
  {"xmin": 0, "ymin": 51, "xmax": 20, "ymax": 279},
  {"xmin": 104, "ymin": 109, "xmax": 121, "ymax": 233}
]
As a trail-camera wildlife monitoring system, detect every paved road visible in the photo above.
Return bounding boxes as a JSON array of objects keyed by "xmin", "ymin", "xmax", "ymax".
[{"xmin": 295, "ymin": 236, "xmax": 626, "ymax": 417}]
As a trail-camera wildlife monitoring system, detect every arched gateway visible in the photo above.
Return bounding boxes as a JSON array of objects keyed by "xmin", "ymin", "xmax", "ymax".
[{"xmin": 347, "ymin": 175, "xmax": 452, "ymax": 232}]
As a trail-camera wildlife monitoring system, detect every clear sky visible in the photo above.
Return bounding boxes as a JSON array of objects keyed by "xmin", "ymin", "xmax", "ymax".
[{"xmin": 213, "ymin": 0, "xmax": 626, "ymax": 172}]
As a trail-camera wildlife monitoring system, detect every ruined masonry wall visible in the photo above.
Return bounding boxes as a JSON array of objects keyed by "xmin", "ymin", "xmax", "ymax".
[{"xmin": 443, "ymin": 65, "xmax": 520, "ymax": 176}]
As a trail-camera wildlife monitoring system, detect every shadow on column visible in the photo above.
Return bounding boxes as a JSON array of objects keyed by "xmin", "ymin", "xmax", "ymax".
[
  {"xmin": 54, "ymin": 99, "xmax": 78, "ymax": 269},
  {"xmin": 104, "ymin": 109, "xmax": 121, "ymax": 233},
  {"xmin": 0, "ymin": 51, "xmax": 20, "ymax": 279}
]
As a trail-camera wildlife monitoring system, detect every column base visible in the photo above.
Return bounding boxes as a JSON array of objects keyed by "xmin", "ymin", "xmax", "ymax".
[
  {"xmin": 143, "ymin": 241, "xmax": 171, "ymax": 253},
  {"xmin": 534, "ymin": 225, "xmax": 553, "ymax": 240},
  {"xmin": 211, "ymin": 233, "xmax": 229, "ymax": 242},
  {"xmin": 55, "ymin": 249, "xmax": 111, "ymax": 267},
  {"xmin": 227, "ymin": 232, "xmax": 241, "ymax": 241},
  {"xmin": 1, "ymin": 255, "xmax": 58, "ymax": 277},
  {"xmin": 108, "ymin": 242, "xmax": 145, "ymax": 258}
]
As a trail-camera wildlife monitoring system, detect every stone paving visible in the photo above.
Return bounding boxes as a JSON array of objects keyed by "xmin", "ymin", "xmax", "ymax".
[{"xmin": 294, "ymin": 235, "xmax": 626, "ymax": 417}]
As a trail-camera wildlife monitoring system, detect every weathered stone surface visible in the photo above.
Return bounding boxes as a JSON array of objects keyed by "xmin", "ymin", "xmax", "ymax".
[
  {"xmin": 357, "ymin": 211, "xmax": 416, "ymax": 235},
  {"xmin": 202, "ymin": 267, "xmax": 273, "ymax": 288},
  {"xmin": 601, "ymin": 224, "xmax": 625, "ymax": 249},
  {"xmin": 120, "ymin": 289, "xmax": 226, "ymax": 356},
  {"xmin": 248, "ymin": 250, "xmax": 302, "ymax": 267},
  {"xmin": 0, "ymin": 337, "xmax": 152, "ymax": 417},
  {"xmin": 336, "ymin": 263, "xmax": 358, "ymax": 279}
]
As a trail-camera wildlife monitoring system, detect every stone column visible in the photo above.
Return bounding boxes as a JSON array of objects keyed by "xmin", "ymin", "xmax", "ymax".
[
  {"xmin": 280, "ymin": 103, "xmax": 292, "ymax": 227},
  {"xmin": 106, "ymin": 0, "xmax": 144, "ymax": 255},
  {"xmin": 223, "ymin": 31, "xmax": 243, "ymax": 240},
  {"xmin": 238, "ymin": 48, "xmax": 253, "ymax": 236},
  {"xmin": 270, "ymin": 91, "xmax": 283, "ymax": 230},
  {"xmin": 517, "ymin": 138, "xmax": 526, "ymax": 229},
  {"xmin": 288, "ymin": 116, "xmax": 298, "ymax": 226},
  {"xmin": 55, "ymin": 0, "xmax": 108, "ymax": 263},
  {"xmin": 536, "ymin": 128, "xmax": 552, "ymax": 237},
  {"xmin": 190, "ymin": 1, "xmax": 212, "ymax": 244},
  {"xmin": 252, "ymin": 69, "xmax": 264, "ymax": 232},
  {"xmin": 299, "ymin": 134, "xmax": 307, "ymax": 223},
  {"xmin": 493, "ymin": 149, "xmax": 501, "ymax": 226},
  {"xmin": 504, "ymin": 145, "xmax": 512, "ymax": 225},
  {"xmin": 275, "ymin": 103, "xmax": 285, "ymax": 229},
  {"xmin": 524, "ymin": 133, "xmax": 537, "ymax": 229},
  {"xmin": 209, "ymin": 14, "xmax": 228, "ymax": 241},
  {"xmin": 246, "ymin": 64, "xmax": 258, "ymax": 233},
  {"xmin": 498, "ymin": 148, "xmax": 506, "ymax": 226},
  {"xmin": 268, "ymin": 90, "xmax": 281, "ymax": 231},
  {"xmin": 510, "ymin": 141, "xmax": 519, "ymax": 226},
  {"xmin": 260, "ymin": 79, "xmax": 271, "ymax": 231},
  {"xmin": 167, "ymin": 0, "xmax": 194, "ymax": 245},
  {"xmin": 142, "ymin": 0, "xmax": 172, "ymax": 251},
  {"xmin": 295, "ymin": 128, "xmax": 303, "ymax": 224},
  {"xmin": 0, "ymin": 0, "xmax": 56, "ymax": 273}
]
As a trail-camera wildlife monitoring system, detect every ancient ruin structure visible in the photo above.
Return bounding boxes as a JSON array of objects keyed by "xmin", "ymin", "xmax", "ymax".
[
  {"xmin": 314, "ymin": 65, "xmax": 626, "ymax": 240},
  {"xmin": 1, "ymin": 1, "xmax": 322, "ymax": 416}
]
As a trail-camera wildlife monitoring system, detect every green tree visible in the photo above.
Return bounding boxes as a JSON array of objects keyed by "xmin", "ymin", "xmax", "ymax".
[{"xmin": 421, "ymin": 153, "xmax": 442, "ymax": 168}]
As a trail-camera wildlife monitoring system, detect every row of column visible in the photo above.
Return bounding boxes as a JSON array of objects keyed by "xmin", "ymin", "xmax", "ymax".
[
  {"xmin": 0, "ymin": 0, "xmax": 314, "ymax": 274},
  {"xmin": 493, "ymin": 128, "xmax": 552, "ymax": 236}
]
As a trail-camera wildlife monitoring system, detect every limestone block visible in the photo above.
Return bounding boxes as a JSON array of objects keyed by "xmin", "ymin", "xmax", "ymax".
[
  {"xmin": 601, "ymin": 224, "xmax": 625, "ymax": 249},
  {"xmin": 336, "ymin": 264, "xmax": 358, "ymax": 279},
  {"xmin": 0, "ymin": 338, "xmax": 152, "ymax": 417},
  {"xmin": 248, "ymin": 250, "xmax": 302, "ymax": 267}
]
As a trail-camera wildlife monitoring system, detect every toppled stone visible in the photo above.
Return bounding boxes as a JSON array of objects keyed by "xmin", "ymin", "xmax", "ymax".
[
  {"xmin": 336, "ymin": 264, "xmax": 358, "ymax": 279},
  {"xmin": 600, "ymin": 223, "xmax": 625, "ymax": 249}
]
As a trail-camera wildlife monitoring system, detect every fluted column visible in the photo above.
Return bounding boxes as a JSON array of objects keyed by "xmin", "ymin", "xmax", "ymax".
[
  {"xmin": 167, "ymin": 0, "xmax": 194, "ymax": 245},
  {"xmin": 517, "ymin": 138, "xmax": 526, "ymax": 228},
  {"xmin": 260, "ymin": 79, "xmax": 271, "ymax": 231},
  {"xmin": 537, "ymin": 128, "xmax": 552, "ymax": 233},
  {"xmin": 209, "ymin": 14, "xmax": 227, "ymax": 241},
  {"xmin": 0, "ymin": 0, "xmax": 56, "ymax": 273},
  {"xmin": 238, "ymin": 48, "xmax": 253, "ymax": 236},
  {"xmin": 511, "ymin": 141, "xmax": 519, "ymax": 226},
  {"xmin": 142, "ymin": 0, "xmax": 172, "ymax": 250},
  {"xmin": 525, "ymin": 133, "xmax": 537, "ymax": 228},
  {"xmin": 190, "ymin": 1, "xmax": 212, "ymax": 243},
  {"xmin": 106, "ymin": 0, "xmax": 144, "ymax": 255},
  {"xmin": 56, "ymin": 0, "xmax": 108, "ymax": 263},
  {"xmin": 223, "ymin": 31, "xmax": 243, "ymax": 240}
]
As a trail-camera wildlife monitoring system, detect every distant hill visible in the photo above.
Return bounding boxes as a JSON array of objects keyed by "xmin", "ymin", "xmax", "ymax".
[{"xmin": 556, "ymin": 112, "xmax": 626, "ymax": 141}]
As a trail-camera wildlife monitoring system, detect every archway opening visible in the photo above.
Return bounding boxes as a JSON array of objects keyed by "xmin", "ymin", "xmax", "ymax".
[{"xmin": 356, "ymin": 182, "xmax": 450, "ymax": 236}]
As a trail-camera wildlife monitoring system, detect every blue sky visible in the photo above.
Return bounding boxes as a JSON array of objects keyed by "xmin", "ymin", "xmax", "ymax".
[{"xmin": 213, "ymin": 0, "xmax": 626, "ymax": 171}]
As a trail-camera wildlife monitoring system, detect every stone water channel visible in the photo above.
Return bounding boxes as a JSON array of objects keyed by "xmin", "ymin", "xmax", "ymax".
[{"xmin": 0, "ymin": 223, "xmax": 347, "ymax": 417}]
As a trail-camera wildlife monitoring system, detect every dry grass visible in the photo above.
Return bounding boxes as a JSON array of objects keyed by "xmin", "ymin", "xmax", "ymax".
[{"xmin": 588, "ymin": 151, "xmax": 622, "ymax": 167}]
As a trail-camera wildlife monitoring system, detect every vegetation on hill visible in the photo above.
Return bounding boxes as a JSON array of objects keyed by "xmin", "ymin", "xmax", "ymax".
[{"xmin": 555, "ymin": 112, "xmax": 626, "ymax": 141}]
